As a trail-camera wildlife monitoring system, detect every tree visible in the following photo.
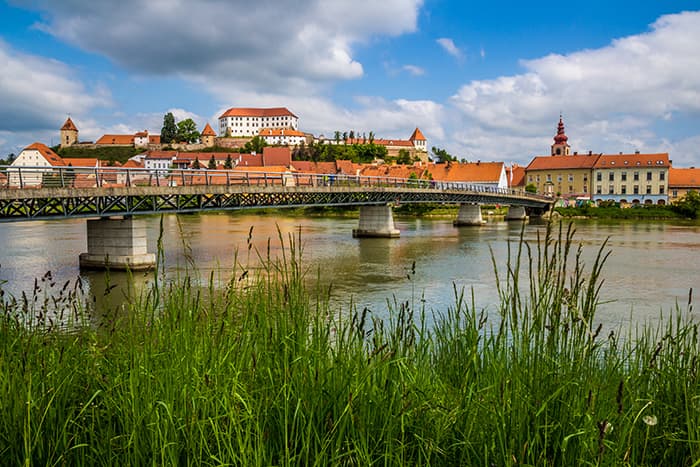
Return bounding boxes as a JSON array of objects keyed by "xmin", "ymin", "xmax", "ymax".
[
  {"xmin": 397, "ymin": 149, "xmax": 412, "ymax": 165},
  {"xmin": 349, "ymin": 130, "xmax": 355, "ymax": 140},
  {"xmin": 208, "ymin": 155, "xmax": 217, "ymax": 169},
  {"xmin": 334, "ymin": 131, "xmax": 341, "ymax": 145},
  {"xmin": 192, "ymin": 157, "xmax": 201, "ymax": 169},
  {"xmin": 176, "ymin": 118, "xmax": 200, "ymax": 144},
  {"xmin": 243, "ymin": 136, "xmax": 267, "ymax": 154},
  {"xmin": 431, "ymin": 146, "xmax": 455, "ymax": 163},
  {"xmin": 342, "ymin": 132, "xmax": 348, "ymax": 144},
  {"xmin": 160, "ymin": 112, "xmax": 177, "ymax": 144},
  {"xmin": 224, "ymin": 154, "xmax": 233, "ymax": 169},
  {"xmin": 671, "ymin": 190, "xmax": 700, "ymax": 219},
  {"xmin": 368, "ymin": 131, "xmax": 374, "ymax": 144},
  {"xmin": 525, "ymin": 183, "xmax": 537, "ymax": 193}
]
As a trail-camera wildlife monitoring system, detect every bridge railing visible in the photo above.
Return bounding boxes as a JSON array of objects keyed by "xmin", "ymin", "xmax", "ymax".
[{"xmin": 0, "ymin": 165, "xmax": 551, "ymax": 201}]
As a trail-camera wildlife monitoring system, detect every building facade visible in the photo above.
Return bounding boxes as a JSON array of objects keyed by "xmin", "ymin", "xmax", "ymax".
[
  {"xmin": 258, "ymin": 128, "xmax": 307, "ymax": 146},
  {"xmin": 591, "ymin": 153, "xmax": 669, "ymax": 205},
  {"xmin": 218, "ymin": 107, "xmax": 299, "ymax": 137},
  {"xmin": 60, "ymin": 117, "xmax": 79, "ymax": 148}
]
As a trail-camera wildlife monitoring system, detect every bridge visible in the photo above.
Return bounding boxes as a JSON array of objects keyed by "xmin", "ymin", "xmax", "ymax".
[{"xmin": 0, "ymin": 165, "xmax": 553, "ymax": 269}]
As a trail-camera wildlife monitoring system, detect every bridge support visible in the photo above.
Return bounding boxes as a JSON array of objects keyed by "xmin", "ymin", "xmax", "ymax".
[
  {"xmin": 505, "ymin": 205, "xmax": 528, "ymax": 221},
  {"xmin": 453, "ymin": 203, "xmax": 486, "ymax": 226},
  {"xmin": 79, "ymin": 217, "xmax": 156, "ymax": 270},
  {"xmin": 352, "ymin": 205, "xmax": 400, "ymax": 238}
]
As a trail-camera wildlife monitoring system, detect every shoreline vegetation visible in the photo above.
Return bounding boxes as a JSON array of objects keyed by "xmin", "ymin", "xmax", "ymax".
[{"xmin": 1, "ymin": 222, "xmax": 699, "ymax": 465}]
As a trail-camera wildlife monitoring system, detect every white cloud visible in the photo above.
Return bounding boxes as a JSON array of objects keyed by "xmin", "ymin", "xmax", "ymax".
[
  {"xmin": 448, "ymin": 11, "xmax": 700, "ymax": 164},
  {"xmin": 402, "ymin": 64, "xmax": 426, "ymax": 76},
  {"xmin": 20, "ymin": 0, "xmax": 423, "ymax": 94},
  {"xmin": 436, "ymin": 37, "xmax": 463, "ymax": 60},
  {"xmin": 0, "ymin": 39, "xmax": 112, "ymax": 155},
  {"xmin": 0, "ymin": 39, "xmax": 111, "ymax": 132}
]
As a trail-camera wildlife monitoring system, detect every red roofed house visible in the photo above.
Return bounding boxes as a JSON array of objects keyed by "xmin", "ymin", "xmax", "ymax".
[
  {"xmin": 9, "ymin": 142, "xmax": 66, "ymax": 186},
  {"xmin": 525, "ymin": 117, "xmax": 600, "ymax": 199},
  {"xmin": 668, "ymin": 167, "xmax": 700, "ymax": 202},
  {"xmin": 218, "ymin": 107, "xmax": 299, "ymax": 137},
  {"xmin": 426, "ymin": 161, "xmax": 507, "ymax": 190},
  {"xmin": 96, "ymin": 134, "xmax": 136, "ymax": 146},
  {"xmin": 592, "ymin": 152, "xmax": 669, "ymax": 205},
  {"xmin": 258, "ymin": 128, "xmax": 307, "ymax": 146},
  {"xmin": 507, "ymin": 164, "xmax": 526, "ymax": 188}
]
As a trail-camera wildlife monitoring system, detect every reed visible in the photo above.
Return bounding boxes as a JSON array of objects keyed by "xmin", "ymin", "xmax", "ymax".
[{"xmin": 0, "ymin": 222, "xmax": 698, "ymax": 465}]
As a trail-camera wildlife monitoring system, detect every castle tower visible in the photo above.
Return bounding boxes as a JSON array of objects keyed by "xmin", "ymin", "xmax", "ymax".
[
  {"xmin": 60, "ymin": 117, "xmax": 79, "ymax": 148},
  {"xmin": 551, "ymin": 115, "xmax": 570, "ymax": 156},
  {"xmin": 201, "ymin": 123, "xmax": 216, "ymax": 148}
]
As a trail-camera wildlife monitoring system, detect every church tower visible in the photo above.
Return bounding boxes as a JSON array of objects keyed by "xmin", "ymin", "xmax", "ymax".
[
  {"xmin": 551, "ymin": 115, "xmax": 570, "ymax": 156},
  {"xmin": 60, "ymin": 117, "xmax": 79, "ymax": 148}
]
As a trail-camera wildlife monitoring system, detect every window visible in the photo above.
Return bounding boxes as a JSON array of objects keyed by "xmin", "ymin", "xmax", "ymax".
[
  {"xmin": 621, "ymin": 185, "xmax": 627, "ymax": 194},
  {"xmin": 660, "ymin": 171, "xmax": 665, "ymax": 181},
  {"xmin": 536, "ymin": 175, "xmax": 540, "ymax": 182},
  {"xmin": 546, "ymin": 174, "xmax": 552, "ymax": 182},
  {"xmin": 609, "ymin": 185, "xmax": 614, "ymax": 194},
  {"xmin": 596, "ymin": 172, "xmax": 602, "ymax": 182},
  {"xmin": 569, "ymin": 185, "xmax": 574, "ymax": 193},
  {"xmin": 634, "ymin": 172, "xmax": 639, "ymax": 181},
  {"xmin": 609, "ymin": 172, "xmax": 614, "ymax": 181},
  {"xmin": 528, "ymin": 176, "xmax": 533, "ymax": 182},
  {"xmin": 568, "ymin": 174, "xmax": 574, "ymax": 182},
  {"xmin": 646, "ymin": 172, "xmax": 652, "ymax": 181},
  {"xmin": 646, "ymin": 185, "xmax": 652, "ymax": 194},
  {"xmin": 673, "ymin": 189, "xmax": 678, "ymax": 197},
  {"xmin": 557, "ymin": 175, "xmax": 562, "ymax": 182},
  {"xmin": 659, "ymin": 185, "xmax": 665, "ymax": 194},
  {"xmin": 621, "ymin": 172, "xmax": 627, "ymax": 181},
  {"xmin": 634, "ymin": 185, "xmax": 639, "ymax": 194},
  {"xmin": 583, "ymin": 185, "xmax": 588, "ymax": 193},
  {"xmin": 596, "ymin": 185, "xmax": 602, "ymax": 194}
]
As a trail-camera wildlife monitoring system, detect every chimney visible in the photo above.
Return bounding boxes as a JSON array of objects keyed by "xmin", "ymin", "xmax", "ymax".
[
  {"xmin": 573, "ymin": 151, "xmax": 578, "ymax": 155},
  {"xmin": 635, "ymin": 150, "xmax": 640, "ymax": 154},
  {"xmin": 588, "ymin": 150, "xmax": 592, "ymax": 156}
]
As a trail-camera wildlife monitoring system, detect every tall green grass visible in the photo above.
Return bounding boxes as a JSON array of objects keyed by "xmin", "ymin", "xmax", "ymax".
[{"xmin": 0, "ymin": 222, "xmax": 698, "ymax": 465}]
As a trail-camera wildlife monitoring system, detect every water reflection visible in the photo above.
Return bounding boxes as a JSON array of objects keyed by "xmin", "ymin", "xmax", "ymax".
[{"xmin": 0, "ymin": 213, "xmax": 698, "ymax": 330}]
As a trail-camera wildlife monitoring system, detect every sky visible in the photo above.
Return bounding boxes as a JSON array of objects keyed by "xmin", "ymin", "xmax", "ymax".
[{"xmin": 1, "ymin": 0, "xmax": 700, "ymax": 166}]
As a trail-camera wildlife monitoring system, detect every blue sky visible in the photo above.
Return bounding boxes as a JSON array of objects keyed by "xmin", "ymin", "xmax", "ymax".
[{"xmin": 1, "ymin": 0, "xmax": 700, "ymax": 166}]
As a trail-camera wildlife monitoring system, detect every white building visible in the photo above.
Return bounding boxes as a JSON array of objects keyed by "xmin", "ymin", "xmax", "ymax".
[
  {"xmin": 258, "ymin": 128, "xmax": 307, "ymax": 146},
  {"xmin": 144, "ymin": 152, "xmax": 174, "ymax": 175},
  {"xmin": 218, "ymin": 107, "xmax": 299, "ymax": 137},
  {"xmin": 9, "ymin": 142, "xmax": 65, "ymax": 186}
]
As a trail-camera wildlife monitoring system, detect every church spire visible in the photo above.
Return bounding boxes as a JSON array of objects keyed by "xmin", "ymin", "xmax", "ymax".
[{"xmin": 551, "ymin": 114, "xmax": 570, "ymax": 156}]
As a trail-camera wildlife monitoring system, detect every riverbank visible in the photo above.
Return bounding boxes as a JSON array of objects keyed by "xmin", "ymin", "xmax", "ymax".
[{"xmin": 2, "ymin": 224, "xmax": 698, "ymax": 465}]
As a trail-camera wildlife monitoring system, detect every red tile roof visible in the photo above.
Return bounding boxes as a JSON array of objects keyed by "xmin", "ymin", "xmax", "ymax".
[
  {"xmin": 96, "ymin": 134, "xmax": 135, "ymax": 145},
  {"xmin": 61, "ymin": 117, "xmax": 78, "ymax": 131},
  {"xmin": 201, "ymin": 123, "xmax": 216, "ymax": 136},
  {"xmin": 259, "ymin": 128, "xmax": 306, "ymax": 137},
  {"xmin": 409, "ymin": 127, "xmax": 426, "ymax": 141},
  {"xmin": 262, "ymin": 146, "xmax": 292, "ymax": 166},
  {"xmin": 527, "ymin": 154, "xmax": 601, "ymax": 171},
  {"xmin": 24, "ymin": 142, "xmax": 65, "ymax": 166},
  {"xmin": 62, "ymin": 158, "xmax": 100, "ymax": 167},
  {"xmin": 669, "ymin": 168, "xmax": 700, "ymax": 187},
  {"xmin": 219, "ymin": 107, "xmax": 298, "ymax": 119},
  {"xmin": 426, "ymin": 162, "xmax": 504, "ymax": 183},
  {"xmin": 507, "ymin": 165, "xmax": 526, "ymax": 187},
  {"xmin": 593, "ymin": 153, "xmax": 670, "ymax": 168},
  {"xmin": 149, "ymin": 135, "xmax": 161, "ymax": 144}
]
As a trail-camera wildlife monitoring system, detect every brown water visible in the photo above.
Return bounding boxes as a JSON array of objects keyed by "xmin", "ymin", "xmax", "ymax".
[{"xmin": 0, "ymin": 212, "xmax": 698, "ymax": 328}]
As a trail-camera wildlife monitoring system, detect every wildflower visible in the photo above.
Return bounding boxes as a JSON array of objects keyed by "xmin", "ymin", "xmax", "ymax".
[{"xmin": 643, "ymin": 415, "xmax": 658, "ymax": 426}]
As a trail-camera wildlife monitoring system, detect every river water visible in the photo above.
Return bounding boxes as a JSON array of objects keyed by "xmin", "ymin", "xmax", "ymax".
[{"xmin": 0, "ymin": 212, "xmax": 698, "ymax": 329}]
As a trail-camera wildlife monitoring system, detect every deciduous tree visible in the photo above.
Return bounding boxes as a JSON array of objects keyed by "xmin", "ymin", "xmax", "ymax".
[{"xmin": 176, "ymin": 118, "xmax": 200, "ymax": 144}]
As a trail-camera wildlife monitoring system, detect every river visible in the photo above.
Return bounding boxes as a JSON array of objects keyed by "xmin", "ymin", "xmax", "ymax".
[{"xmin": 0, "ymin": 212, "xmax": 698, "ymax": 329}]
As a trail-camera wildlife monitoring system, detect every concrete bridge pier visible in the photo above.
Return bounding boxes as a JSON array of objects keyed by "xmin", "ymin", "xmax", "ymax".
[
  {"xmin": 505, "ymin": 205, "xmax": 528, "ymax": 221},
  {"xmin": 79, "ymin": 217, "xmax": 156, "ymax": 270},
  {"xmin": 352, "ymin": 205, "xmax": 400, "ymax": 238},
  {"xmin": 453, "ymin": 203, "xmax": 486, "ymax": 226}
]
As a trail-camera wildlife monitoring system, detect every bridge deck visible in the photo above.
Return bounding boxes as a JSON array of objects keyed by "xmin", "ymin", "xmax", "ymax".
[{"xmin": 0, "ymin": 166, "xmax": 552, "ymax": 222}]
